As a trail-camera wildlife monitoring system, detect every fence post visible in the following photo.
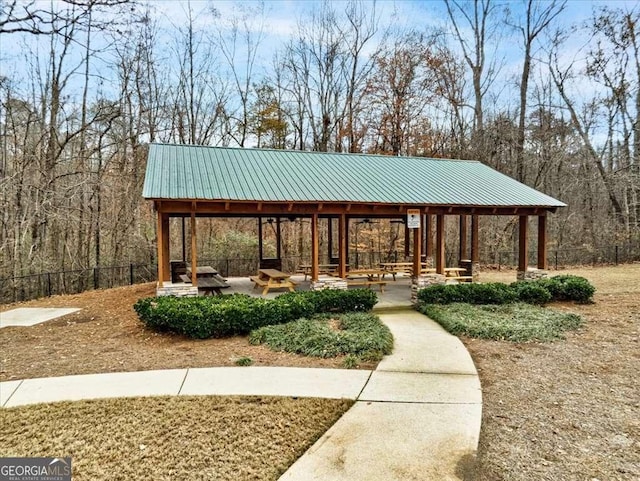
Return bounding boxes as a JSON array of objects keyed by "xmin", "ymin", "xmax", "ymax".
[
  {"xmin": 93, "ymin": 268, "xmax": 98, "ymax": 290},
  {"xmin": 615, "ymin": 245, "xmax": 619, "ymax": 265},
  {"xmin": 47, "ymin": 272, "xmax": 52, "ymax": 297},
  {"xmin": 555, "ymin": 251, "xmax": 558, "ymax": 270},
  {"xmin": 130, "ymin": 263, "xmax": 134, "ymax": 285}
]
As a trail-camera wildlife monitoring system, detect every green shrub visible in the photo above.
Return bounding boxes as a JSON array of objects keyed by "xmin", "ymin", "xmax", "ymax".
[
  {"xmin": 249, "ymin": 312, "xmax": 393, "ymax": 360},
  {"xmin": 418, "ymin": 302, "xmax": 583, "ymax": 342},
  {"xmin": 417, "ymin": 275, "xmax": 595, "ymax": 307},
  {"xmin": 510, "ymin": 281, "xmax": 553, "ymax": 305},
  {"xmin": 277, "ymin": 289, "xmax": 377, "ymax": 313},
  {"xmin": 417, "ymin": 282, "xmax": 516, "ymax": 305},
  {"xmin": 134, "ymin": 289, "xmax": 377, "ymax": 339},
  {"xmin": 548, "ymin": 275, "xmax": 595, "ymax": 303}
]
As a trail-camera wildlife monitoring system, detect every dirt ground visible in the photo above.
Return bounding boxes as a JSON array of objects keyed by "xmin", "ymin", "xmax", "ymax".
[
  {"xmin": 471, "ymin": 264, "xmax": 640, "ymax": 480},
  {"xmin": 1, "ymin": 264, "xmax": 638, "ymax": 480},
  {"xmin": 0, "ymin": 284, "xmax": 377, "ymax": 381}
]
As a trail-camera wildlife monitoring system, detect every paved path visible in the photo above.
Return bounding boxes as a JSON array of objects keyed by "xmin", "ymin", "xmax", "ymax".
[
  {"xmin": 1, "ymin": 310, "xmax": 482, "ymax": 480},
  {"xmin": 278, "ymin": 310, "xmax": 482, "ymax": 481}
]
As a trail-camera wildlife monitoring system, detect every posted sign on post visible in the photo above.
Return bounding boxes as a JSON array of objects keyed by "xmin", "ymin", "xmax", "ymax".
[{"xmin": 407, "ymin": 209, "xmax": 421, "ymax": 229}]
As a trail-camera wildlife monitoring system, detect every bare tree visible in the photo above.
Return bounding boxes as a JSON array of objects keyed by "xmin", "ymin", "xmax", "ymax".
[{"xmin": 510, "ymin": 0, "xmax": 565, "ymax": 182}]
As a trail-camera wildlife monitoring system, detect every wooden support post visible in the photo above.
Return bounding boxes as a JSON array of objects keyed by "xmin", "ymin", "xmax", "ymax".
[
  {"xmin": 339, "ymin": 214, "xmax": 347, "ymax": 278},
  {"xmin": 412, "ymin": 218, "xmax": 422, "ymax": 277},
  {"xmin": 311, "ymin": 213, "xmax": 319, "ymax": 282},
  {"xmin": 518, "ymin": 215, "xmax": 528, "ymax": 273},
  {"xmin": 327, "ymin": 217, "xmax": 334, "ymax": 261},
  {"xmin": 181, "ymin": 217, "xmax": 186, "ymax": 261},
  {"xmin": 161, "ymin": 214, "xmax": 170, "ymax": 282},
  {"xmin": 425, "ymin": 215, "xmax": 433, "ymax": 258},
  {"xmin": 257, "ymin": 217, "xmax": 263, "ymax": 261},
  {"xmin": 471, "ymin": 215, "xmax": 480, "ymax": 263},
  {"xmin": 344, "ymin": 217, "xmax": 350, "ymax": 269},
  {"xmin": 276, "ymin": 217, "xmax": 282, "ymax": 260},
  {"xmin": 404, "ymin": 223, "xmax": 410, "ymax": 258},
  {"xmin": 436, "ymin": 214, "xmax": 445, "ymax": 274},
  {"xmin": 459, "ymin": 214, "xmax": 468, "ymax": 260},
  {"xmin": 191, "ymin": 210, "xmax": 197, "ymax": 286},
  {"xmin": 537, "ymin": 215, "xmax": 547, "ymax": 269},
  {"xmin": 156, "ymin": 203, "xmax": 164, "ymax": 287}
]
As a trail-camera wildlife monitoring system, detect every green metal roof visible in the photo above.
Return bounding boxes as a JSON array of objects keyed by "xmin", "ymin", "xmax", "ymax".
[{"xmin": 142, "ymin": 143, "xmax": 566, "ymax": 208}]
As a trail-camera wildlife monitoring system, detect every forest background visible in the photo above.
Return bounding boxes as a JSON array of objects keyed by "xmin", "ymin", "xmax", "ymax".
[{"xmin": 1, "ymin": 0, "xmax": 639, "ymax": 290}]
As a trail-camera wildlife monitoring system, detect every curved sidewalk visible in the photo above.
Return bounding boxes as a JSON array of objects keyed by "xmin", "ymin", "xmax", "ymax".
[{"xmin": 1, "ymin": 310, "xmax": 482, "ymax": 480}]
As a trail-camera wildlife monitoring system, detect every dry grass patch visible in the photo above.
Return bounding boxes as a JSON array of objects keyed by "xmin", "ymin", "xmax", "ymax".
[
  {"xmin": 0, "ymin": 395, "xmax": 352, "ymax": 481},
  {"xmin": 469, "ymin": 264, "xmax": 640, "ymax": 480}
]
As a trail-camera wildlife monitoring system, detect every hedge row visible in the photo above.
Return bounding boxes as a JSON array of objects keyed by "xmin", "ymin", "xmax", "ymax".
[
  {"xmin": 134, "ymin": 288, "xmax": 378, "ymax": 339},
  {"xmin": 417, "ymin": 275, "xmax": 595, "ymax": 306}
]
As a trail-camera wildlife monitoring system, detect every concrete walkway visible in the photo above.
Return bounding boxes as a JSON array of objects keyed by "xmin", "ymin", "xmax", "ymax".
[
  {"xmin": 1, "ymin": 310, "xmax": 482, "ymax": 480},
  {"xmin": 278, "ymin": 310, "xmax": 482, "ymax": 481}
]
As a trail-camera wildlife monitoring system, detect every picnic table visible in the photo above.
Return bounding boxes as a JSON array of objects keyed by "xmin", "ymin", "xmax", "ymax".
[
  {"xmin": 296, "ymin": 264, "xmax": 341, "ymax": 280},
  {"xmin": 181, "ymin": 265, "xmax": 230, "ymax": 295},
  {"xmin": 345, "ymin": 269, "xmax": 387, "ymax": 292},
  {"xmin": 379, "ymin": 262, "xmax": 436, "ymax": 280},
  {"xmin": 444, "ymin": 267, "xmax": 473, "ymax": 283},
  {"xmin": 250, "ymin": 269, "xmax": 296, "ymax": 296}
]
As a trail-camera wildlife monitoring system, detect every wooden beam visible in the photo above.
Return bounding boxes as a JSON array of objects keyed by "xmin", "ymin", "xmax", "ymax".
[
  {"xmin": 413, "ymin": 220, "xmax": 422, "ymax": 277},
  {"xmin": 276, "ymin": 217, "xmax": 282, "ymax": 260},
  {"xmin": 344, "ymin": 217, "xmax": 350, "ymax": 270},
  {"xmin": 339, "ymin": 214, "xmax": 347, "ymax": 278},
  {"xmin": 537, "ymin": 215, "xmax": 547, "ymax": 269},
  {"xmin": 518, "ymin": 215, "xmax": 528, "ymax": 273},
  {"xmin": 191, "ymin": 210, "xmax": 197, "ymax": 286},
  {"xmin": 425, "ymin": 214, "xmax": 433, "ymax": 258},
  {"xmin": 161, "ymin": 214, "xmax": 170, "ymax": 282},
  {"xmin": 327, "ymin": 217, "xmax": 334, "ymax": 261},
  {"xmin": 311, "ymin": 213, "xmax": 319, "ymax": 282},
  {"xmin": 224, "ymin": 202, "xmax": 230, "ymax": 211},
  {"xmin": 404, "ymin": 223, "xmax": 410, "ymax": 258},
  {"xmin": 436, "ymin": 214, "xmax": 445, "ymax": 274},
  {"xmin": 257, "ymin": 217, "xmax": 264, "ymax": 261},
  {"xmin": 155, "ymin": 200, "xmax": 557, "ymax": 217},
  {"xmin": 181, "ymin": 217, "xmax": 186, "ymax": 262},
  {"xmin": 459, "ymin": 214, "xmax": 468, "ymax": 261},
  {"xmin": 471, "ymin": 215, "xmax": 480, "ymax": 263},
  {"xmin": 287, "ymin": 203, "xmax": 294, "ymax": 212},
  {"xmin": 156, "ymin": 207, "xmax": 164, "ymax": 287}
]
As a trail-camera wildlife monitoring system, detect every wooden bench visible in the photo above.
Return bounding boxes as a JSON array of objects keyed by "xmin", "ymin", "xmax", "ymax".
[
  {"xmin": 347, "ymin": 279, "xmax": 387, "ymax": 293},
  {"xmin": 446, "ymin": 276, "xmax": 473, "ymax": 283}
]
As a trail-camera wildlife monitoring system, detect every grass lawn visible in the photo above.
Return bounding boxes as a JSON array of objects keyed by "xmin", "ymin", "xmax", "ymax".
[
  {"xmin": 420, "ymin": 302, "xmax": 583, "ymax": 342},
  {"xmin": 0, "ymin": 396, "xmax": 353, "ymax": 481}
]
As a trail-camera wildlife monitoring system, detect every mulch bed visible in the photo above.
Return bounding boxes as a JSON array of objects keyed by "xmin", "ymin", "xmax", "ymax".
[{"xmin": 0, "ymin": 283, "xmax": 376, "ymax": 382}]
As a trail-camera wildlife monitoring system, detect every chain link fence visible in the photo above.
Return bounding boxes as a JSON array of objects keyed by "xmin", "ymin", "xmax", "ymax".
[{"xmin": 1, "ymin": 243, "xmax": 638, "ymax": 304}]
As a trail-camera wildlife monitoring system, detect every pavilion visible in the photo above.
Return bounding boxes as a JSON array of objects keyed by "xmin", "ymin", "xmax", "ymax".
[{"xmin": 142, "ymin": 143, "xmax": 565, "ymax": 294}]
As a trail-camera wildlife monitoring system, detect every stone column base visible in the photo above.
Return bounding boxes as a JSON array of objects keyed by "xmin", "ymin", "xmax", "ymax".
[
  {"xmin": 517, "ymin": 268, "xmax": 549, "ymax": 282},
  {"xmin": 411, "ymin": 274, "xmax": 447, "ymax": 304},
  {"xmin": 472, "ymin": 262, "xmax": 480, "ymax": 282},
  {"xmin": 156, "ymin": 283, "xmax": 198, "ymax": 297},
  {"xmin": 311, "ymin": 275, "xmax": 348, "ymax": 290}
]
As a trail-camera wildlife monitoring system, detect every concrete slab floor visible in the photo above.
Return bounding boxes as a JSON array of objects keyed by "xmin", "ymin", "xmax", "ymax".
[{"xmin": 0, "ymin": 308, "xmax": 81, "ymax": 328}]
